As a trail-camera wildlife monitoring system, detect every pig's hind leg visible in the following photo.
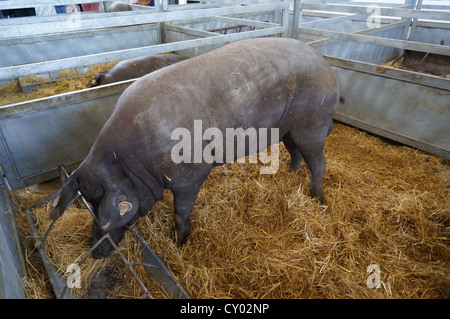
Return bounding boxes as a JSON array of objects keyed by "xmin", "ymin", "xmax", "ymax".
[
  {"xmin": 287, "ymin": 128, "xmax": 328, "ymax": 205},
  {"xmin": 282, "ymin": 134, "xmax": 303, "ymax": 173}
]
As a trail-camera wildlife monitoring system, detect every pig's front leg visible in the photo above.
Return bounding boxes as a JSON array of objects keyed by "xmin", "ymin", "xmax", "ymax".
[
  {"xmin": 173, "ymin": 189, "xmax": 197, "ymax": 247},
  {"xmin": 171, "ymin": 172, "xmax": 210, "ymax": 246}
]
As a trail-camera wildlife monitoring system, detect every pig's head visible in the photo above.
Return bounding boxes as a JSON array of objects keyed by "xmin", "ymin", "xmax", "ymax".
[
  {"xmin": 50, "ymin": 162, "xmax": 143, "ymax": 259},
  {"xmin": 88, "ymin": 73, "xmax": 105, "ymax": 87}
]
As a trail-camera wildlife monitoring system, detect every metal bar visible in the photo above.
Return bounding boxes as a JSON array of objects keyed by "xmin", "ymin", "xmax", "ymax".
[
  {"xmin": 302, "ymin": 10, "xmax": 404, "ymax": 24},
  {"xmin": 128, "ymin": 226, "xmax": 191, "ymax": 299},
  {"xmin": 212, "ymin": 16, "xmax": 278, "ymax": 29},
  {"xmin": 0, "ymin": 6, "xmax": 158, "ymax": 26},
  {"xmin": 298, "ymin": 27, "xmax": 450, "ymax": 56},
  {"xmin": 408, "ymin": 0, "xmax": 424, "ymax": 41},
  {"xmin": 343, "ymin": 1, "xmax": 406, "ymax": 5},
  {"xmin": 306, "ymin": 21, "xmax": 406, "ymax": 48},
  {"xmin": 0, "ymin": 173, "xmax": 28, "ymax": 283},
  {"xmin": 208, "ymin": 24, "xmax": 248, "ymax": 33},
  {"xmin": 421, "ymin": 4, "xmax": 450, "ymax": 10},
  {"xmin": 0, "ymin": 131, "xmax": 20, "ymax": 188},
  {"xmin": 200, "ymin": 0, "xmax": 280, "ymax": 4},
  {"xmin": 201, "ymin": 0, "xmax": 285, "ymax": 6},
  {"xmin": 0, "ymin": 182, "xmax": 26, "ymax": 298},
  {"xmin": 0, "ymin": 172, "xmax": 28, "ymax": 299},
  {"xmin": 326, "ymin": 55, "xmax": 450, "ymax": 91},
  {"xmin": 0, "ymin": 0, "xmax": 115, "ymax": 9},
  {"xmin": 164, "ymin": 3, "xmax": 223, "ymax": 11},
  {"xmin": 153, "ymin": 0, "xmax": 164, "ymax": 46},
  {"xmin": 104, "ymin": 234, "xmax": 154, "ymax": 299},
  {"xmin": 301, "ymin": 3, "xmax": 450, "ymax": 21},
  {"xmin": 417, "ymin": 21, "xmax": 450, "ymax": 29},
  {"xmin": 155, "ymin": 0, "xmax": 162, "ymax": 13},
  {"xmin": 399, "ymin": 0, "xmax": 417, "ymax": 41},
  {"xmin": 0, "ymin": 2, "xmax": 285, "ymax": 39},
  {"xmin": 0, "ymin": 24, "xmax": 159, "ymax": 70},
  {"xmin": 0, "ymin": 26, "xmax": 284, "ymax": 82},
  {"xmin": 0, "ymin": 80, "xmax": 132, "ymax": 120},
  {"xmin": 282, "ymin": 0, "xmax": 290, "ymax": 37},
  {"xmin": 291, "ymin": 0, "xmax": 302, "ymax": 39},
  {"xmin": 300, "ymin": 9, "xmax": 352, "ymax": 19},
  {"xmin": 165, "ymin": 24, "xmax": 219, "ymax": 38},
  {"xmin": 167, "ymin": 11, "xmax": 277, "ymax": 29},
  {"xmin": 25, "ymin": 204, "xmax": 72, "ymax": 299},
  {"xmin": 300, "ymin": 13, "xmax": 369, "ymax": 29},
  {"xmin": 41, "ymin": 219, "xmax": 58, "ymax": 247},
  {"xmin": 58, "ymin": 166, "xmax": 100, "ymax": 225}
]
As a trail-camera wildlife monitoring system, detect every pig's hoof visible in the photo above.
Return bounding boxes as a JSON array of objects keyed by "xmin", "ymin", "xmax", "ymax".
[
  {"xmin": 317, "ymin": 195, "xmax": 327, "ymax": 206},
  {"xmin": 175, "ymin": 232, "xmax": 189, "ymax": 247},
  {"xmin": 289, "ymin": 160, "xmax": 302, "ymax": 173}
]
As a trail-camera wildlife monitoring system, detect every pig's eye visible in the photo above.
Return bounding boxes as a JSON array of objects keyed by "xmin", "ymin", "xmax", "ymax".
[{"xmin": 80, "ymin": 183, "xmax": 104, "ymax": 202}]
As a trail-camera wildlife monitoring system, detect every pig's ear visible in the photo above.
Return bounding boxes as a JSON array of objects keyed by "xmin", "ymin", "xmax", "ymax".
[{"xmin": 49, "ymin": 174, "xmax": 80, "ymax": 220}]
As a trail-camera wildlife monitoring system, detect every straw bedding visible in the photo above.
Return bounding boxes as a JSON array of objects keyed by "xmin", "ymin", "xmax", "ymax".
[{"xmin": 12, "ymin": 122, "xmax": 449, "ymax": 299}]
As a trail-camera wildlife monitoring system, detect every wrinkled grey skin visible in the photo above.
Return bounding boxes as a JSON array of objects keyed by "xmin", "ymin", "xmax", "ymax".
[
  {"xmin": 107, "ymin": 2, "xmax": 132, "ymax": 12},
  {"xmin": 88, "ymin": 54, "xmax": 188, "ymax": 87},
  {"xmin": 51, "ymin": 38, "xmax": 339, "ymax": 259}
]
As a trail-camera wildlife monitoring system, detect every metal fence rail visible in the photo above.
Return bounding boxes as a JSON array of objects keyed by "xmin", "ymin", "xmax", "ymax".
[
  {"xmin": 291, "ymin": 0, "xmax": 450, "ymax": 159},
  {"xmin": 0, "ymin": 0, "xmax": 289, "ymax": 82}
]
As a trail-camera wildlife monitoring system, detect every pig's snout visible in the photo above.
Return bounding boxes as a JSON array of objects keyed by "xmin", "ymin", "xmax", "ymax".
[{"xmin": 91, "ymin": 223, "xmax": 126, "ymax": 259}]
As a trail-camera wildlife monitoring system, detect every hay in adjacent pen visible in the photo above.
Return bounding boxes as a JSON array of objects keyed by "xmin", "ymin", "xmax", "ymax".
[
  {"xmin": 13, "ymin": 123, "xmax": 450, "ymax": 299},
  {"xmin": 0, "ymin": 61, "xmax": 120, "ymax": 107},
  {"xmin": 20, "ymin": 75, "xmax": 52, "ymax": 86},
  {"xmin": 383, "ymin": 57, "xmax": 450, "ymax": 78}
]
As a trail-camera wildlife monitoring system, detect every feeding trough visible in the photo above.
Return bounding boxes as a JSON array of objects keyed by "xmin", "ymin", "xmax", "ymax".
[
  {"xmin": 24, "ymin": 166, "xmax": 190, "ymax": 299},
  {"xmin": 0, "ymin": 0, "xmax": 448, "ymax": 299}
]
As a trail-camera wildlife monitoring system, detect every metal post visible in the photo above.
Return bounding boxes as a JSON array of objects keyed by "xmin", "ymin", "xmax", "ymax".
[
  {"xmin": 408, "ymin": 0, "xmax": 423, "ymax": 41},
  {"xmin": 162, "ymin": 0, "xmax": 169, "ymax": 11},
  {"xmin": 291, "ymin": 0, "xmax": 303, "ymax": 39},
  {"xmin": 282, "ymin": 0, "xmax": 291, "ymax": 37},
  {"xmin": 156, "ymin": 0, "xmax": 164, "ymax": 44},
  {"xmin": 400, "ymin": 0, "xmax": 417, "ymax": 41}
]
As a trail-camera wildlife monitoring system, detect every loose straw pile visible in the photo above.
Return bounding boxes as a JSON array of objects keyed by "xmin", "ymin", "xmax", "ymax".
[{"xmin": 13, "ymin": 122, "xmax": 449, "ymax": 299}]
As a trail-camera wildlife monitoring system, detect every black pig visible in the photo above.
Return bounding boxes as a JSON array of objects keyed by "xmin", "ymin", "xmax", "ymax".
[
  {"xmin": 51, "ymin": 38, "xmax": 339, "ymax": 258},
  {"xmin": 88, "ymin": 54, "xmax": 188, "ymax": 87}
]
